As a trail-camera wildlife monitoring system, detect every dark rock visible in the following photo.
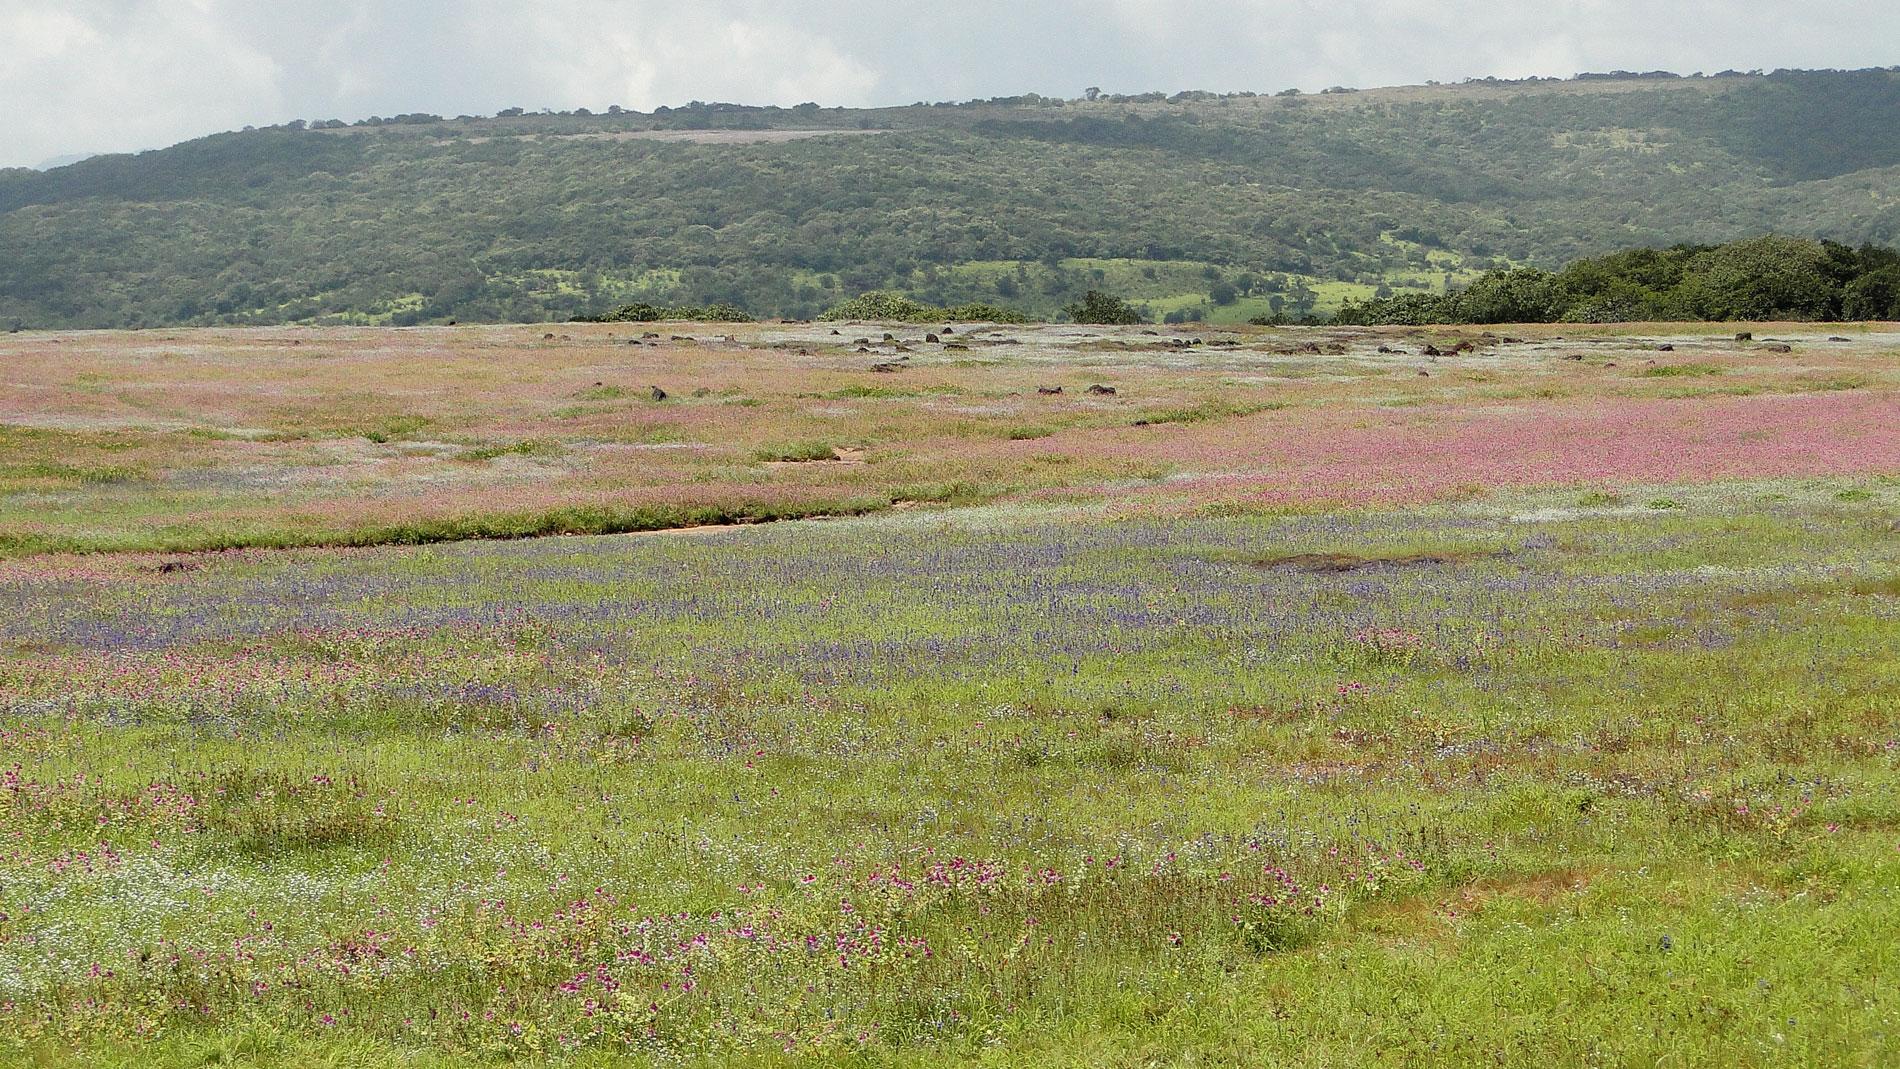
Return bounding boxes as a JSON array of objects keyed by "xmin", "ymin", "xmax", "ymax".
[
  {"xmin": 648, "ymin": 386, "xmax": 668, "ymax": 402},
  {"xmin": 1037, "ymin": 386, "xmax": 1064, "ymax": 395},
  {"xmin": 924, "ymin": 333, "xmax": 939, "ymax": 344}
]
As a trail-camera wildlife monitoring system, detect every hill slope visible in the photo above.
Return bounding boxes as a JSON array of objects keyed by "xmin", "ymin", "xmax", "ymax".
[{"xmin": 3, "ymin": 69, "xmax": 1899, "ymax": 328}]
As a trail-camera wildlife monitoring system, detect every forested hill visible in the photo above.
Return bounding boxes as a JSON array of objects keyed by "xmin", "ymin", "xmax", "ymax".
[{"xmin": 4, "ymin": 68, "xmax": 1899, "ymax": 329}]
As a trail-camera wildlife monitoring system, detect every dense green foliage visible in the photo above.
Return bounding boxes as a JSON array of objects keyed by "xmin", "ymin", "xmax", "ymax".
[
  {"xmin": 1337, "ymin": 237, "xmax": 1900, "ymax": 324},
  {"xmin": 3, "ymin": 69, "xmax": 1899, "ymax": 328},
  {"xmin": 816, "ymin": 291, "xmax": 1029, "ymax": 323},
  {"xmin": 576, "ymin": 301, "xmax": 754, "ymax": 323},
  {"xmin": 1063, "ymin": 290, "xmax": 1148, "ymax": 325}
]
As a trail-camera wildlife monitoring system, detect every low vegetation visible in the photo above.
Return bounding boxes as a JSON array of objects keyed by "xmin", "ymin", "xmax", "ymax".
[{"xmin": 1339, "ymin": 236, "xmax": 1900, "ymax": 324}]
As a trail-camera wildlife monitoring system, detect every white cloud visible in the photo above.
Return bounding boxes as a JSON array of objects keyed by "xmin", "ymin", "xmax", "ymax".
[{"xmin": 2, "ymin": 0, "xmax": 1895, "ymax": 168}]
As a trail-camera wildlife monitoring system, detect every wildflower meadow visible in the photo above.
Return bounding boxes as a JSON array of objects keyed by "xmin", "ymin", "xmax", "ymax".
[{"xmin": 1, "ymin": 322, "xmax": 1897, "ymax": 1066}]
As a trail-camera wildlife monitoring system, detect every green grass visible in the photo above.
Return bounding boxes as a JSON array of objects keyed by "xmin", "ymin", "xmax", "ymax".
[
  {"xmin": 1640, "ymin": 362, "xmax": 1726, "ymax": 378},
  {"xmin": 753, "ymin": 440, "xmax": 844, "ymax": 463},
  {"xmin": 2, "ymin": 489, "xmax": 1897, "ymax": 1064}
]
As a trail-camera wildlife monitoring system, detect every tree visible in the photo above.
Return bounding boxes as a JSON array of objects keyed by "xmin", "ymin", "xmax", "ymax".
[
  {"xmin": 1209, "ymin": 281, "xmax": 1238, "ymax": 305},
  {"xmin": 1064, "ymin": 291, "xmax": 1145, "ymax": 325},
  {"xmin": 1450, "ymin": 267, "xmax": 1562, "ymax": 323},
  {"xmin": 1842, "ymin": 267, "xmax": 1900, "ymax": 320},
  {"xmin": 1678, "ymin": 237, "xmax": 1839, "ymax": 320}
]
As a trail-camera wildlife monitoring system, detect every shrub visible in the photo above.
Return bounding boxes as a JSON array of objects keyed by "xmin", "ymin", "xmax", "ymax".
[
  {"xmin": 1841, "ymin": 267, "xmax": 1900, "ymax": 320},
  {"xmin": 819, "ymin": 293, "xmax": 1031, "ymax": 324},
  {"xmin": 579, "ymin": 302, "xmax": 754, "ymax": 323},
  {"xmin": 1064, "ymin": 290, "xmax": 1146, "ymax": 325},
  {"xmin": 819, "ymin": 292, "xmax": 941, "ymax": 322}
]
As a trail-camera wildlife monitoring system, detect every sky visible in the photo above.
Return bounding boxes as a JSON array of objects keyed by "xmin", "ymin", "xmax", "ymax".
[{"xmin": 3, "ymin": 0, "xmax": 1896, "ymax": 169}]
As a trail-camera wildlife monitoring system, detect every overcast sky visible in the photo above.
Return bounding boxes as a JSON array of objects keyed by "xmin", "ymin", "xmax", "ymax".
[{"xmin": 4, "ymin": 0, "xmax": 1895, "ymax": 169}]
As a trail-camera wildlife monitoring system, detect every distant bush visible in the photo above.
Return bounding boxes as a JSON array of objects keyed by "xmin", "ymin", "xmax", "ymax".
[
  {"xmin": 1063, "ymin": 291, "xmax": 1147, "ymax": 325},
  {"xmin": 819, "ymin": 292, "xmax": 1029, "ymax": 323},
  {"xmin": 941, "ymin": 302, "xmax": 1030, "ymax": 323},
  {"xmin": 578, "ymin": 302, "xmax": 753, "ymax": 323}
]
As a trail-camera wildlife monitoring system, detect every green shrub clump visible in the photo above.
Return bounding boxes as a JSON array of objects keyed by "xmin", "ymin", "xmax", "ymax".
[
  {"xmin": 578, "ymin": 302, "xmax": 754, "ymax": 323},
  {"xmin": 820, "ymin": 291, "xmax": 1029, "ymax": 324}
]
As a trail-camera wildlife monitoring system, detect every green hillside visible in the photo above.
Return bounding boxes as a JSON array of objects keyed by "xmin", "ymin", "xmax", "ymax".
[{"xmin": 3, "ymin": 68, "xmax": 1899, "ymax": 328}]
